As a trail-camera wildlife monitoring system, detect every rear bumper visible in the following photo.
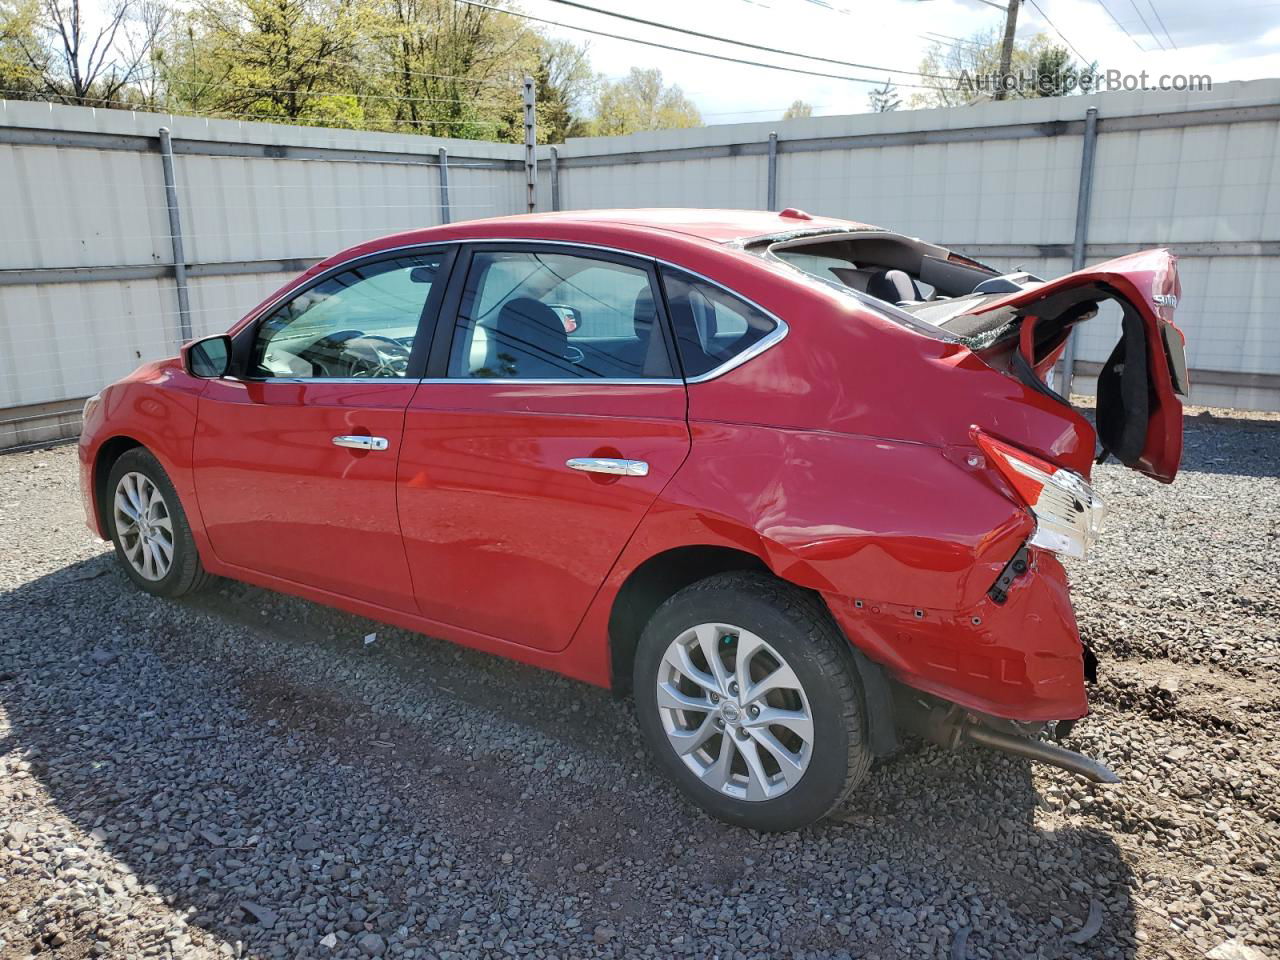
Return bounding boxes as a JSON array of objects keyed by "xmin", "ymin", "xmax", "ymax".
[{"xmin": 825, "ymin": 547, "xmax": 1087, "ymax": 723}]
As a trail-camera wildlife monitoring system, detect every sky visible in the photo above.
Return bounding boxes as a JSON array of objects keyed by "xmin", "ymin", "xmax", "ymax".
[{"xmin": 523, "ymin": 0, "xmax": 1280, "ymax": 123}]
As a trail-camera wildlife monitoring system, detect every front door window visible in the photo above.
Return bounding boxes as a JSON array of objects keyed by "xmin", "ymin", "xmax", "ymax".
[{"xmin": 253, "ymin": 253, "xmax": 445, "ymax": 379}]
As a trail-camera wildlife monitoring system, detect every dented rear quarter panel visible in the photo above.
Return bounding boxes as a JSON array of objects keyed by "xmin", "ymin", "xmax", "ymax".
[{"xmin": 583, "ymin": 246, "xmax": 1099, "ymax": 720}]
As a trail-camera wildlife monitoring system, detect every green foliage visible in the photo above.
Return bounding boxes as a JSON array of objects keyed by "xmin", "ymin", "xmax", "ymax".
[
  {"xmin": 911, "ymin": 29, "xmax": 1085, "ymax": 108},
  {"xmin": 867, "ymin": 80, "xmax": 899, "ymax": 113},
  {"xmin": 5, "ymin": 0, "xmax": 702, "ymax": 142},
  {"xmin": 590, "ymin": 67, "xmax": 700, "ymax": 137},
  {"xmin": 0, "ymin": 0, "xmax": 45, "ymax": 97}
]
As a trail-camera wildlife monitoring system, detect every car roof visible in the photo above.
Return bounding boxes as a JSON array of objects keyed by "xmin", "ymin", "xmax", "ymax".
[
  {"xmin": 235, "ymin": 209, "xmax": 883, "ymax": 336},
  {"xmin": 483, "ymin": 208, "xmax": 878, "ymax": 243},
  {"xmin": 354, "ymin": 208, "xmax": 878, "ymax": 253}
]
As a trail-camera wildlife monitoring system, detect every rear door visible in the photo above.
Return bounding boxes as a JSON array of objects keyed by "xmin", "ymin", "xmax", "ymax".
[
  {"xmin": 193, "ymin": 248, "xmax": 453, "ymax": 613},
  {"xmin": 961, "ymin": 249, "xmax": 1187, "ymax": 482},
  {"xmin": 398, "ymin": 243, "xmax": 691, "ymax": 651}
]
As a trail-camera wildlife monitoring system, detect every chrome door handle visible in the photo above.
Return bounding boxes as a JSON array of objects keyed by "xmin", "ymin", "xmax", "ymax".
[
  {"xmin": 566, "ymin": 457, "xmax": 649, "ymax": 477},
  {"xmin": 332, "ymin": 435, "xmax": 389, "ymax": 451}
]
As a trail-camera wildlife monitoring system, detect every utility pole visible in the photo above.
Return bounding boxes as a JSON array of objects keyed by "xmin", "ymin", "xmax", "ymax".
[{"xmin": 994, "ymin": 0, "xmax": 1020, "ymax": 101}]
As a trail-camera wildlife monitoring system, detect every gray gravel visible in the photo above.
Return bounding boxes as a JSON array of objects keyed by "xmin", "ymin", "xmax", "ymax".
[{"xmin": 1, "ymin": 407, "xmax": 1278, "ymax": 960}]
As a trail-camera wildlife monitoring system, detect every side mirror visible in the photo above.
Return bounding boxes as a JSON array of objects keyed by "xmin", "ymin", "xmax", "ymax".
[{"xmin": 183, "ymin": 335, "xmax": 232, "ymax": 379}]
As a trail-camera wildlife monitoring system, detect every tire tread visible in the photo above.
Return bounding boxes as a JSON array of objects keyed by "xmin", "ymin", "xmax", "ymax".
[
  {"xmin": 635, "ymin": 570, "xmax": 873, "ymax": 829},
  {"xmin": 107, "ymin": 448, "xmax": 213, "ymax": 598}
]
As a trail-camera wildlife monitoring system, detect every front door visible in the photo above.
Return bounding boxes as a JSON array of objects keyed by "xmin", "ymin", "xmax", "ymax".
[
  {"xmin": 398, "ymin": 245, "xmax": 691, "ymax": 651},
  {"xmin": 193, "ymin": 248, "xmax": 451, "ymax": 612}
]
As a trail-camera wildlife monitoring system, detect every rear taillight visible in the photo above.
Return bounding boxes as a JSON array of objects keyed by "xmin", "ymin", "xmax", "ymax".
[{"xmin": 974, "ymin": 430, "xmax": 1107, "ymax": 560}]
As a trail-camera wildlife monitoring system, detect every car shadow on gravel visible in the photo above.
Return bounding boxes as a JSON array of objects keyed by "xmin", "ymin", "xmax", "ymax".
[{"xmin": 2, "ymin": 557, "xmax": 1146, "ymax": 959}]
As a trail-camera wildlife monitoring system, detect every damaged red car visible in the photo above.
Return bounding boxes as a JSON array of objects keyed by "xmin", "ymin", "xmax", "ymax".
[{"xmin": 78, "ymin": 209, "xmax": 1187, "ymax": 830}]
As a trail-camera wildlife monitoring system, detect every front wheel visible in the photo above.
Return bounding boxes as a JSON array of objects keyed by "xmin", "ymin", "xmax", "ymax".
[
  {"xmin": 633, "ymin": 571, "xmax": 872, "ymax": 831},
  {"xmin": 106, "ymin": 448, "xmax": 213, "ymax": 598}
]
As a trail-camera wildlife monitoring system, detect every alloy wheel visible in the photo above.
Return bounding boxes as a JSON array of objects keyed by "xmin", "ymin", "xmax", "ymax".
[
  {"xmin": 113, "ymin": 471, "xmax": 174, "ymax": 582},
  {"xmin": 656, "ymin": 622, "xmax": 814, "ymax": 801}
]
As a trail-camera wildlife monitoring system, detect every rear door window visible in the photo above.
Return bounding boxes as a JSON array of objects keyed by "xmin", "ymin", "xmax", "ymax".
[
  {"xmin": 659, "ymin": 268, "xmax": 779, "ymax": 379},
  {"xmin": 447, "ymin": 250, "xmax": 673, "ymax": 380}
]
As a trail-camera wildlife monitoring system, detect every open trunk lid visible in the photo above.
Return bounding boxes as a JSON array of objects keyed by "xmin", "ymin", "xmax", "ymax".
[{"xmin": 931, "ymin": 249, "xmax": 1187, "ymax": 483}]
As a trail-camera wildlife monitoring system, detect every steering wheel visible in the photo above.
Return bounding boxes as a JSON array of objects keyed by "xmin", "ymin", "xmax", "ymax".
[
  {"xmin": 341, "ymin": 335, "xmax": 412, "ymax": 378},
  {"xmin": 564, "ymin": 344, "xmax": 585, "ymax": 365}
]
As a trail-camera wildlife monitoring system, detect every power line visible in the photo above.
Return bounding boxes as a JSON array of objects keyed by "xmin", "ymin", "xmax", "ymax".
[
  {"xmin": 1093, "ymin": 0, "xmax": 1148, "ymax": 51},
  {"xmin": 1125, "ymin": 0, "xmax": 1167, "ymax": 49},
  {"xmin": 1145, "ymin": 0, "xmax": 1178, "ymax": 49},
  {"xmin": 1024, "ymin": 0, "xmax": 1093, "ymax": 65},
  {"xmin": 535, "ymin": 0, "xmax": 944, "ymax": 80},
  {"xmin": 451, "ymin": 0, "xmax": 937, "ymax": 88}
]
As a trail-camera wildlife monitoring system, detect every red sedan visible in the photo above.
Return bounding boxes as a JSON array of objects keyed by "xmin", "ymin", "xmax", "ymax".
[{"xmin": 78, "ymin": 209, "xmax": 1187, "ymax": 830}]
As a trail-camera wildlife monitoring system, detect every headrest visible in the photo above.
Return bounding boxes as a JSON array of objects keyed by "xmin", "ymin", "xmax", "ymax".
[
  {"xmin": 634, "ymin": 287, "xmax": 656, "ymax": 339},
  {"xmin": 866, "ymin": 269, "xmax": 921, "ymax": 304},
  {"xmin": 497, "ymin": 297, "xmax": 565, "ymax": 337}
]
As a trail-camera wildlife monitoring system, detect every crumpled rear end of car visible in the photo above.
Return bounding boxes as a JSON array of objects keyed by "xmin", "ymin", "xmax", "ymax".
[{"xmin": 824, "ymin": 548, "xmax": 1086, "ymax": 723}]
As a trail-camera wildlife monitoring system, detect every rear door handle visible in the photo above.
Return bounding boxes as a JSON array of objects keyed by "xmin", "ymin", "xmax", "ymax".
[
  {"xmin": 332, "ymin": 435, "xmax": 389, "ymax": 451},
  {"xmin": 566, "ymin": 457, "xmax": 649, "ymax": 477}
]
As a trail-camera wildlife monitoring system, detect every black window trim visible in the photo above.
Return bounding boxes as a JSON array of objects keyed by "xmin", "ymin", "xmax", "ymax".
[
  {"xmin": 424, "ymin": 241, "xmax": 681, "ymax": 384},
  {"xmin": 222, "ymin": 238, "xmax": 789, "ymax": 385},
  {"xmin": 228, "ymin": 243, "xmax": 459, "ymax": 383},
  {"xmin": 656, "ymin": 263, "xmax": 790, "ymax": 384}
]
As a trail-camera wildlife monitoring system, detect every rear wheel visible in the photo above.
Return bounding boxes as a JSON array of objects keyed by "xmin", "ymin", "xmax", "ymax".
[
  {"xmin": 633, "ymin": 571, "xmax": 871, "ymax": 831},
  {"xmin": 106, "ymin": 448, "xmax": 212, "ymax": 598}
]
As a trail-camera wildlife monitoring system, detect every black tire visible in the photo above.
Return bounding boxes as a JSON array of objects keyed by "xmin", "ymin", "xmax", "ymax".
[
  {"xmin": 634, "ymin": 571, "xmax": 872, "ymax": 831},
  {"xmin": 105, "ymin": 447, "xmax": 214, "ymax": 598}
]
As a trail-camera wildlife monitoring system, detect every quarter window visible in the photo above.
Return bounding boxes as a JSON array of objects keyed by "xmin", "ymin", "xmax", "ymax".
[
  {"xmin": 252, "ymin": 253, "xmax": 444, "ymax": 379},
  {"xmin": 660, "ymin": 267, "xmax": 779, "ymax": 379},
  {"xmin": 448, "ymin": 250, "xmax": 672, "ymax": 380}
]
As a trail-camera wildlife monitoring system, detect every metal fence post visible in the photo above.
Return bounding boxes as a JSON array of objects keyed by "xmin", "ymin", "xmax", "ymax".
[
  {"xmin": 550, "ymin": 146, "xmax": 560, "ymax": 212},
  {"xmin": 766, "ymin": 132, "xmax": 779, "ymax": 211},
  {"xmin": 1060, "ymin": 105, "xmax": 1099, "ymax": 397},
  {"xmin": 157, "ymin": 127, "xmax": 191, "ymax": 341},
  {"xmin": 437, "ymin": 148, "xmax": 451, "ymax": 224},
  {"xmin": 523, "ymin": 75, "xmax": 537, "ymax": 213}
]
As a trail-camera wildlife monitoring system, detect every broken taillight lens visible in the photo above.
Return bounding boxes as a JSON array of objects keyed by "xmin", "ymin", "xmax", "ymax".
[{"xmin": 974, "ymin": 430, "xmax": 1108, "ymax": 560}]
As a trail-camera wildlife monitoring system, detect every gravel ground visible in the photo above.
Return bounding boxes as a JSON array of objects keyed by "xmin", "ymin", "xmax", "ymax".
[{"xmin": 1, "ymin": 407, "xmax": 1278, "ymax": 960}]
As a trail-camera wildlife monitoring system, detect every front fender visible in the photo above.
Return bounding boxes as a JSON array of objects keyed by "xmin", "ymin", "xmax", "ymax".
[{"xmin": 78, "ymin": 359, "xmax": 207, "ymax": 545}]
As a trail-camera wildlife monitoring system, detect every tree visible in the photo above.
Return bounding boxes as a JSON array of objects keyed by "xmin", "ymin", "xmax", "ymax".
[
  {"xmin": 867, "ymin": 79, "xmax": 899, "ymax": 113},
  {"xmin": 910, "ymin": 29, "xmax": 1086, "ymax": 107},
  {"xmin": 534, "ymin": 36, "xmax": 593, "ymax": 142},
  {"xmin": 25, "ymin": 0, "xmax": 162, "ymax": 105},
  {"xmin": 0, "ymin": 0, "xmax": 45, "ymax": 98},
  {"xmin": 162, "ymin": 0, "xmax": 368, "ymax": 126},
  {"xmin": 782, "ymin": 98, "xmax": 811, "ymax": 120},
  {"xmin": 359, "ymin": 0, "xmax": 539, "ymax": 138},
  {"xmin": 1030, "ymin": 42, "xmax": 1079, "ymax": 98},
  {"xmin": 591, "ymin": 67, "xmax": 699, "ymax": 136}
]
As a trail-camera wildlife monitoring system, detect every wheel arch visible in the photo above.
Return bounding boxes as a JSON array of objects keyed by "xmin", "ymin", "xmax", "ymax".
[
  {"xmin": 91, "ymin": 435, "xmax": 145, "ymax": 538},
  {"xmin": 606, "ymin": 542, "xmax": 899, "ymax": 756},
  {"xmin": 608, "ymin": 544, "xmax": 767, "ymax": 696}
]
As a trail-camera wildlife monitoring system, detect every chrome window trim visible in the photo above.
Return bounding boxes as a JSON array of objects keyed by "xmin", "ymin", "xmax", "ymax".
[
  {"xmin": 236, "ymin": 376, "xmax": 686, "ymax": 386},
  {"xmin": 234, "ymin": 237, "xmax": 791, "ymax": 387},
  {"xmin": 684, "ymin": 318, "xmax": 788, "ymax": 384},
  {"xmin": 416, "ymin": 377, "xmax": 686, "ymax": 386}
]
